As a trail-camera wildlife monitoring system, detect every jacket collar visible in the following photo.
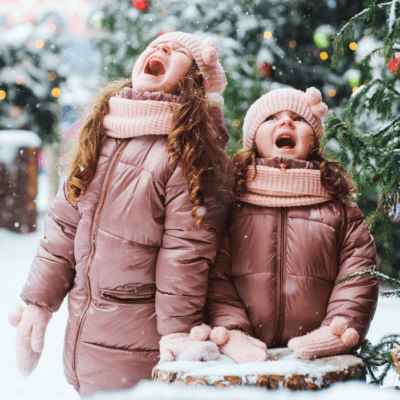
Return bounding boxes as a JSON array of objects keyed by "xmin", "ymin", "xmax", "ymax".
[{"xmin": 255, "ymin": 156, "xmax": 316, "ymax": 171}]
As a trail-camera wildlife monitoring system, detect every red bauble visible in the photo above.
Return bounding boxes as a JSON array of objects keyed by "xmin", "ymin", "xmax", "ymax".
[
  {"xmin": 132, "ymin": 0, "xmax": 151, "ymax": 12},
  {"xmin": 388, "ymin": 56, "xmax": 400, "ymax": 75},
  {"xmin": 258, "ymin": 62, "xmax": 274, "ymax": 78}
]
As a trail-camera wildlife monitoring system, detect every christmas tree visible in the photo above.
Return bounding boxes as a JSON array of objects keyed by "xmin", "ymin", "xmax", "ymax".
[
  {"xmin": 0, "ymin": 19, "xmax": 69, "ymax": 143},
  {"xmin": 325, "ymin": 0, "xmax": 400, "ymax": 279},
  {"xmin": 327, "ymin": 0, "xmax": 400, "ymax": 386}
]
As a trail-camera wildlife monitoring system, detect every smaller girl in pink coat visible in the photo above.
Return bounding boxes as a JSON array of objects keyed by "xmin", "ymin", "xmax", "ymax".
[{"xmin": 206, "ymin": 87, "xmax": 379, "ymax": 363}]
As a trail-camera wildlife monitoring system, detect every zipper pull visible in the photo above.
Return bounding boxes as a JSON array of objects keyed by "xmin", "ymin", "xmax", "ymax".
[{"xmin": 280, "ymin": 163, "xmax": 286, "ymax": 172}]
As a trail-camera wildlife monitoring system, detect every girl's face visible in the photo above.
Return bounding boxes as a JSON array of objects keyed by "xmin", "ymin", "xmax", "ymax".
[
  {"xmin": 131, "ymin": 41, "xmax": 193, "ymax": 93},
  {"xmin": 255, "ymin": 110, "xmax": 315, "ymax": 160}
]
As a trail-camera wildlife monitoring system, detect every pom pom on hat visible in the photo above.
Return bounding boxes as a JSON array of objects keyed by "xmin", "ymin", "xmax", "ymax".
[
  {"xmin": 304, "ymin": 87, "xmax": 327, "ymax": 118},
  {"xmin": 341, "ymin": 328, "xmax": 359, "ymax": 347},
  {"xmin": 210, "ymin": 326, "xmax": 230, "ymax": 345},
  {"xmin": 203, "ymin": 46, "xmax": 219, "ymax": 66},
  {"xmin": 330, "ymin": 317, "xmax": 348, "ymax": 336}
]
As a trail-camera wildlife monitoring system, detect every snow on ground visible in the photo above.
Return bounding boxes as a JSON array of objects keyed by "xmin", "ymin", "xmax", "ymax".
[{"xmin": 0, "ymin": 173, "xmax": 399, "ymax": 399}]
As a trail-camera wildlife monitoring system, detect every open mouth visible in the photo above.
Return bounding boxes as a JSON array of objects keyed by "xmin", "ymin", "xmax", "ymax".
[
  {"xmin": 144, "ymin": 56, "xmax": 166, "ymax": 77},
  {"xmin": 275, "ymin": 134, "xmax": 296, "ymax": 149}
]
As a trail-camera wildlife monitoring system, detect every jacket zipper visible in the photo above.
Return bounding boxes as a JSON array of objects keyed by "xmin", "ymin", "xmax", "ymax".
[
  {"xmin": 72, "ymin": 140, "xmax": 129, "ymax": 380},
  {"xmin": 274, "ymin": 208, "xmax": 285, "ymax": 345}
]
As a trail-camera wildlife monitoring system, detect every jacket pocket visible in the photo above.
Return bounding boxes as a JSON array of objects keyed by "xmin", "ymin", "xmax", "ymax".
[{"xmin": 100, "ymin": 283, "xmax": 156, "ymax": 304}]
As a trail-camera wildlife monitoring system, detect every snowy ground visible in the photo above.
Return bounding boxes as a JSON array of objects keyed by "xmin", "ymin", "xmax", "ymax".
[{"xmin": 1, "ymin": 173, "xmax": 399, "ymax": 399}]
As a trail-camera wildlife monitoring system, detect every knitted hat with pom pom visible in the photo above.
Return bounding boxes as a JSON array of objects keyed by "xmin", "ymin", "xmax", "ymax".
[
  {"xmin": 149, "ymin": 32, "xmax": 227, "ymax": 107},
  {"xmin": 243, "ymin": 87, "xmax": 328, "ymax": 149}
]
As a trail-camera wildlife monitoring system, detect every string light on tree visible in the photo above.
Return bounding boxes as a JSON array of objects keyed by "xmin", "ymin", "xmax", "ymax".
[
  {"xmin": 349, "ymin": 42, "xmax": 357, "ymax": 50},
  {"xmin": 0, "ymin": 90, "xmax": 6, "ymax": 100},
  {"xmin": 328, "ymin": 89, "xmax": 336, "ymax": 97},
  {"xmin": 51, "ymin": 88, "xmax": 61, "ymax": 97},
  {"xmin": 16, "ymin": 75, "xmax": 24, "ymax": 84},
  {"xmin": 313, "ymin": 25, "xmax": 334, "ymax": 49},
  {"xmin": 132, "ymin": 0, "xmax": 151, "ymax": 12},
  {"xmin": 48, "ymin": 72, "xmax": 57, "ymax": 81},
  {"xmin": 320, "ymin": 52, "xmax": 328, "ymax": 60},
  {"xmin": 264, "ymin": 31, "xmax": 272, "ymax": 39},
  {"xmin": 35, "ymin": 39, "xmax": 44, "ymax": 49},
  {"xmin": 289, "ymin": 40, "xmax": 296, "ymax": 48},
  {"xmin": 233, "ymin": 119, "xmax": 241, "ymax": 127},
  {"xmin": 344, "ymin": 68, "xmax": 361, "ymax": 87}
]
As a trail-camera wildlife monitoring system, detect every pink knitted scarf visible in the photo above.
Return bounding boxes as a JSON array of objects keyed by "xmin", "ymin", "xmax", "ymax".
[
  {"xmin": 103, "ymin": 88, "xmax": 181, "ymax": 138},
  {"xmin": 238, "ymin": 157, "xmax": 331, "ymax": 207}
]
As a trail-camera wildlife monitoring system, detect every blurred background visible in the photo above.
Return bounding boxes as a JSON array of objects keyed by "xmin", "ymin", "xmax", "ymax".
[{"xmin": 0, "ymin": 0, "xmax": 399, "ymax": 278}]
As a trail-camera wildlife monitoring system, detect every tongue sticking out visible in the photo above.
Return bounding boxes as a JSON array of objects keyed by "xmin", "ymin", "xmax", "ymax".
[{"xmin": 145, "ymin": 59, "xmax": 166, "ymax": 77}]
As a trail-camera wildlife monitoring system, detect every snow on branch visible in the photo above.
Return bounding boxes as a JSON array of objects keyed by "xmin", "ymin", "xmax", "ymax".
[{"xmin": 388, "ymin": 0, "xmax": 398, "ymax": 35}]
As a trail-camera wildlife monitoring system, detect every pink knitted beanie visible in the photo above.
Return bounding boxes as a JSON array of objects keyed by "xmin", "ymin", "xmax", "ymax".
[
  {"xmin": 243, "ymin": 87, "xmax": 328, "ymax": 150},
  {"xmin": 149, "ymin": 32, "xmax": 227, "ymax": 96}
]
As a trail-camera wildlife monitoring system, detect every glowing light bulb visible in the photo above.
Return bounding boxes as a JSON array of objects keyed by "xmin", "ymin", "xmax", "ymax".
[
  {"xmin": 52, "ymin": 88, "xmax": 61, "ymax": 97},
  {"xmin": 0, "ymin": 90, "xmax": 6, "ymax": 100},
  {"xmin": 35, "ymin": 39, "xmax": 44, "ymax": 49},
  {"xmin": 349, "ymin": 42, "xmax": 357, "ymax": 50},
  {"xmin": 320, "ymin": 52, "xmax": 328, "ymax": 60},
  {"xmin": 264, "ymin": 31, "xmax": 272, "ymax": 39}
]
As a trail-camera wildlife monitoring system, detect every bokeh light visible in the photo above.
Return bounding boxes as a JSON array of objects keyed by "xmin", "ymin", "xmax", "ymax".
[
  {"xmin": 48, "ymin": 23, "xmax": 57, "ymax": 32},
  {"xmin": 52, "ymin": 88, "xmax": 61, "ymax": 97},
  {"xmin": 0, "ymin": 90, "xmax": 6, "ymax": 100},
  {"xmin": 328, "ymin": 89, "xmax": 336, "ymax": 97},
  {"xmin": 352, "ymin": 87, "xmax": 359, "ymax": 93},
  {"xmin": 314, "ymin": 33, "xmax": 329, "ymax": 49},
  {"xmin": 320, "ymin": 52, "xmax": 328, "ymax": 60},
  {"xmin": 35, "ymin": 39, "xmax": 44, "ymax": 49},
  {"xmin": 264, "ymin": 31, "xmax": 272, "ymax": 39},
  {"xmin": 348, "ymin": 75, "xmax": 360, "ymax": 87},
  {"xmin": 234, "ymin": 120, "xmax": 241, "ymax": 127},
  {"xmin": 289, "ymin": 40, "xmax": 296, "ymax": 48},
  {"xmin": 349, "ymin": 42, "xmax": 357, "ymax": 50},
  {"xmin": 48, "ymin": 72, "xmax": 57, "ymax": 81},
  {"xmin": 16, "ymin": 75, "xmax": 24, "ymax": 84}
]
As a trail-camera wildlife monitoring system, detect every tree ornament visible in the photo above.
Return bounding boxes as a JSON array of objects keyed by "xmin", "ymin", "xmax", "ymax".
[
  {"xmin": 258, "ymin": 62, "xmax": 273, "ymax": 78},
  {"xmin": 313, "ymin": 25, "xmax": 335, "ymax": 49},
  {"xmin": 132, "ymin": 0, "xmax": 151, "ymax": 12},
  {"xmin": 388, "ymin": 56, "xmax": 400, "ymax": 75}
]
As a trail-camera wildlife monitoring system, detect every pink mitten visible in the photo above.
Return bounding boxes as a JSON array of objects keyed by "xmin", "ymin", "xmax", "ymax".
[
  {"xmin": 9, "ymin": 305, "xmax": 52, "ymax": 375},
  {"xmin": 288, "ymin": 317, "xmax": 359, "ymax": 359},
  {"xmin": 209, "ymin": 327, "xmax": 267, "ymax": 363},
  {"xmin": 159, "ymin": 324, "xmax": 220, "ymax": 364}
]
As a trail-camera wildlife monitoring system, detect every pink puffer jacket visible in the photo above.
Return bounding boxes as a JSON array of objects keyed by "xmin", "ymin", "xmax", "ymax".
[
  {"xmin": 21, "ymin": 131, "xmax": 232, "ymax": 395},
  {"xmin": 206, "ymin": 157, "xmax": 379, "ymax": 349}
]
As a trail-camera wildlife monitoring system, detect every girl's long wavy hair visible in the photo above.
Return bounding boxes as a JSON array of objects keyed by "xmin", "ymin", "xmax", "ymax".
[
  {"xmin": 66, "ymin": 62, "xmax": 230, "ymax": 227},
  {"xmin": 233, "ymin": 137, "xmax": 356, "ymax": 203}
]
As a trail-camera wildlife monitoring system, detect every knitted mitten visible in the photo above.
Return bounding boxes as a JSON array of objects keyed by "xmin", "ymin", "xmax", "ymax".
[
  {"xmin": 209, "ymin": 327, "xmax": 267, "ymax": 363},
  {"xmin": 9, "ymin": 305, "xmax": 52, "ymax": 375},
  {"xmin": 159, "ymin": 324, "xmax": 220, "ymax": 364},
  {"xmin": 287, "ymin": 317, "xmax": 359, "ymax": 359}
]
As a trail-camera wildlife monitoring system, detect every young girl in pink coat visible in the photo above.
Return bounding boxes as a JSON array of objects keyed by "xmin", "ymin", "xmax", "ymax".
[
  {"xmin": 206, "ymin": 87, "xmax": 379, "ymax": 363},
  {"xmin": 9, "ymin": 32, "xmax": 233, "ymax": 395}
]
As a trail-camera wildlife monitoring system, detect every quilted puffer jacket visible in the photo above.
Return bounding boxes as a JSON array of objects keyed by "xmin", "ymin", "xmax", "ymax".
[
  {"xmin": 21, "ymin": 131, "xmax": 231, "ymax": 395},
  {"xmin": 207, "ymin": 157, "xmax": 379, "ymax": 349}
]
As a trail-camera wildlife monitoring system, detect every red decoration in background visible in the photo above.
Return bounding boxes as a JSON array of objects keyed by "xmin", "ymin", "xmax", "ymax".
[
  {"xmin": 258, "ymin": 62, "xmax": 274, "ymax": 78},
  {"xmin": 388, "ymin": 56, "xmax": 400, "ymax": 74},
  {"xmin": 132, "ymin": 0, "xmax": 151, "ymax": 12}
]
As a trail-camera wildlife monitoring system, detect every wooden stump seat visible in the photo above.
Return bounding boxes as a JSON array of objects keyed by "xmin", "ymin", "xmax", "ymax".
[{"xmin": 152, "ymin": 348, "xmax": 365, "ymax": 391}]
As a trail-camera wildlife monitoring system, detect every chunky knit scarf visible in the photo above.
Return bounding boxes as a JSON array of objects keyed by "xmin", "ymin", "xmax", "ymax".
[
  {"xmin": 238, "ymin": 157, "xmax": 331, "ymax": 207},
  {"xmin": 103, "ymin": 88, "xmax": 181, "ymax": 138}
]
